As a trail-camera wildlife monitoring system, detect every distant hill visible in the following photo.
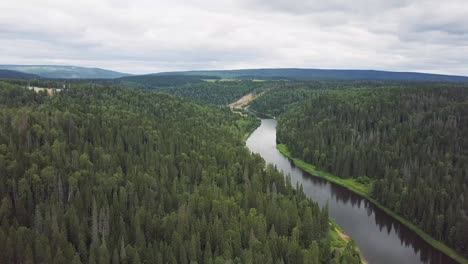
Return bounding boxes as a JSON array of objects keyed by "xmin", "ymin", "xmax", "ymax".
[
  {"xmin": 157, "ymin": 68, "xmax": 468, "ymax": 82},
  {"xmin": 3, "ymin": 65, "xmax": 466, "ymax": 82},
  {"xmin": 0, "ymin": 69, "xmax": 40, "ymax": 79},
  {"xmin": 117, "ymin": 74, "xmax": 219, "ymax": 88},
  {"xmin": 0, "ymin": 65, "xmax": 130, "ymax": 79}
]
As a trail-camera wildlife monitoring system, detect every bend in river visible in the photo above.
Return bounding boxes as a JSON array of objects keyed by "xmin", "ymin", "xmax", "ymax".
[{"xmin": 246, "ymin": 119, "xmax": 457, "ymax": 264}]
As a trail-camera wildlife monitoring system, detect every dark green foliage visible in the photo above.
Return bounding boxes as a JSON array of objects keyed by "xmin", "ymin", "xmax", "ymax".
[
  {"xmin": 117, "ymin": 74, "xmax": 217, "ymax": 88},
  {"xmin": 249, "ymin": 83, "xmax": 314, "ymax": 117},
  {"xmin": 2, "ymin": 79, "xmax": 66, "ymax": 89},
  {"xmin": 157, "ymin": 68, "xmax": 468, "ymax": 82},
  {"xmin": 0, "ymin": 82, "xmax": 48, "ymax": 106},
  {"xmin": 249, "ymin": 80, "xmax": 397, "ymax": 117},
  {"xmin": 276, "ymin": 85, "xmax": 468, "ymax": 257},
  {"xmin": 116, "ymin": 76, "xmax": 269, "ymax": 106},
  {"xmin": 340, "ymin": 241, "xmax": 361, "ymax": 264},
  {"xmin": 160, "ymin": 80, "xmax": 266, "ymax": 105},
  {"xmin": 0, "ymin": 82, "xmax": 336, "ymax": 263}
]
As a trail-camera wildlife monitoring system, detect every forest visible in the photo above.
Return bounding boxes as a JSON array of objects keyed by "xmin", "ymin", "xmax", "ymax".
[
  {"xmin": 158, "ymin": 81, "xmax": 267, "ymax": 106},
  {"xmin": 116, "ymin": 75, "xmax": 218, "ymax": 88},
  {"xmin": 0, "ymin": 81, "xmax": 361, "ymax": 264},
  {"xmin": 269, "ymin": 84, "xmax": 468, "ymax": 258}
]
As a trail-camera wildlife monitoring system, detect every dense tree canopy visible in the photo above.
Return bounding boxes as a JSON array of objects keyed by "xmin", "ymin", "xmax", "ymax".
[
  {"xmin": 0, "ymin": 81, "xmax": 356, "ymax": 263},
  {"xmin": 275, "ymin": 85, "xmax": 468, "ymax": 257},
  {"xmin": 249, "ymin": 80, "xmax": 398, "ymax": 117},
  {"xmin": 116, "ymin": 74, "xmax": 218, "ymax": 88},
  {"xmin": 159, "ymin": 80, "xmax": 267, "ymax": 106}
]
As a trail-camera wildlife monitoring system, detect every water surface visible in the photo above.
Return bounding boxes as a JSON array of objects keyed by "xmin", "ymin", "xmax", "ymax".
[{"xmin": 246, "ymin": 119, "xmax": 457, "ymax": 264}]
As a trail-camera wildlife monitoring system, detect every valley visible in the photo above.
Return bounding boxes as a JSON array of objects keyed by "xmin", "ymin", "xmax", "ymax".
[
  {"xmin": 3, "ymin": 0, "xmax": 468, "ymax": 263},
  {"xmin": 0, "ymin": 73, "xmax": 467, "ymax": 264}
]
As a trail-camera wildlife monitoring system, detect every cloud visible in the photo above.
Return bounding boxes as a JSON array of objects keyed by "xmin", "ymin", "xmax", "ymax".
[
  {"xmin": 0, "ymin": 0, "xmax": 467, "ymax": 75},
  {"xmin": 242, "ymin": 0, "xmax": 411, "ymax": 15}
]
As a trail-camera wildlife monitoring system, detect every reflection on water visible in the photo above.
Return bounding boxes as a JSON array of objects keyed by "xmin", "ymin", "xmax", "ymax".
[{"xmin": 246, "ymin": 119, "xmax": 457, "ymax": 264}]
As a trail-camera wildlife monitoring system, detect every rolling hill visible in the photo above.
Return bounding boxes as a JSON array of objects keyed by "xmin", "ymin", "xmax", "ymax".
[
  {"xmin": 0, "ymin": 65, "xmax": 130, "ymax": 79},
  {"xmin": 117, "ymin": 74, "xmax": 219, "ymax": 88},
  {"xmin": 3, "ymin": 65, "xmax": 467, "ymax": 82},
  {"xmin": 0, "ymin": 69, "xmax": 40, "ymax": 79},
  {"xmin": 157, "ymin": 68, "xmax": 468, "ymax": 82}
]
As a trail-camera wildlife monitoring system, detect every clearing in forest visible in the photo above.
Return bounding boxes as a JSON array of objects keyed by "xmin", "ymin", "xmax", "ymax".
[{"xmin": 229, "ymin": 91, "xmax": 264, "ymax": 110}]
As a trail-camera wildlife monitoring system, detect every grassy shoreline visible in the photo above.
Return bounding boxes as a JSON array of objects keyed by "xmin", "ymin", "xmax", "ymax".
[
  {"xmin": 277, "ymin": 143, "xmax": 468, "ymax": 264},
  {"xmin": 240, "ymin": 117, "xmax": 261, "ymax": 142},
  {"xmin": 328, "ymin": 219, "xmax": 368, "ymax": 264}
]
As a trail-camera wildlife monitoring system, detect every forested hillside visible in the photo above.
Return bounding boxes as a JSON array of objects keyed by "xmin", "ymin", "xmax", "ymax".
[
  {"xmin": 157, "ymin": 68, "xmax": 468, "ymax": 82},
  {"xmin": 0, "ymin": 65, "xmax": 129, "ymax": 79},
  {"xmin": 248, "ymin": 81, "xmax": 396, "ymax": 117},
  {"xmin": 0, "ymin": 82, "xmax": 359, "ymax": 264},
  {"xmin": 276, "ymin": 85, "xmax": 468, "ymax": 257},
  {"xmin": 116, "ymin": 74, "xmax": 217, "ymax": 88},
  {"xmin": 113, "ymin": 75, "xmax": 270, "ymax": 106},
  {"xmin": 160, "ymin": 80, "xmax": 268, "ymax": 105}
]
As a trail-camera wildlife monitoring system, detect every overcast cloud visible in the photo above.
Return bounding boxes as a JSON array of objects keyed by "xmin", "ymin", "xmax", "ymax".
[{"xmin": 1, "ymin": 0, "xmax": 467, "ymax": 75}]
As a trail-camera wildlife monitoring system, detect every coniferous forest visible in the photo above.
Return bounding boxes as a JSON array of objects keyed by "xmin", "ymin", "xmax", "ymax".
[
  {"xmin": 0, "ymin": 81, "xmax": 363, "ymax": 264},
  {"xmin": 2, "ymin": 0, "xmax": 468, "ymax": 262},
  {"xmin": 1, "ymin": 76, "xmax": 468, "ymax": 263},
  {"xmin": 271, "ymin": 85, "xmax": 468, "ymax": 258}
]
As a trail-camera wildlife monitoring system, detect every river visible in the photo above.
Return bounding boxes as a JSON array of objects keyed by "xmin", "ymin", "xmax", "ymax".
[{"xmin": 246, "ymin": 119, "xmax": 457, "ymax": 264}]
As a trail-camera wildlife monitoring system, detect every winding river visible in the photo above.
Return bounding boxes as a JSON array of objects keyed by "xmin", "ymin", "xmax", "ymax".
[{"xmin": 246, "ymin": 119, "xmax": 457, "ymax": 264}]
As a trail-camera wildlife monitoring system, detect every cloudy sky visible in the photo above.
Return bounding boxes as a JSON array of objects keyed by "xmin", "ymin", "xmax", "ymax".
[{"xmin": 1, "ymin": 0, "xmax": 468, "ymax": 75}]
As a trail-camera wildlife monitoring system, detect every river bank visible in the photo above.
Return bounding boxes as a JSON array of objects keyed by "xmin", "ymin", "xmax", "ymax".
[
  {"xmin": 243, "ymin": 118, "xmax": 366, "ymax": 263},
  {"xmin": 276, "ymin": 143, "xmax": 468, "ymax": 264}
]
